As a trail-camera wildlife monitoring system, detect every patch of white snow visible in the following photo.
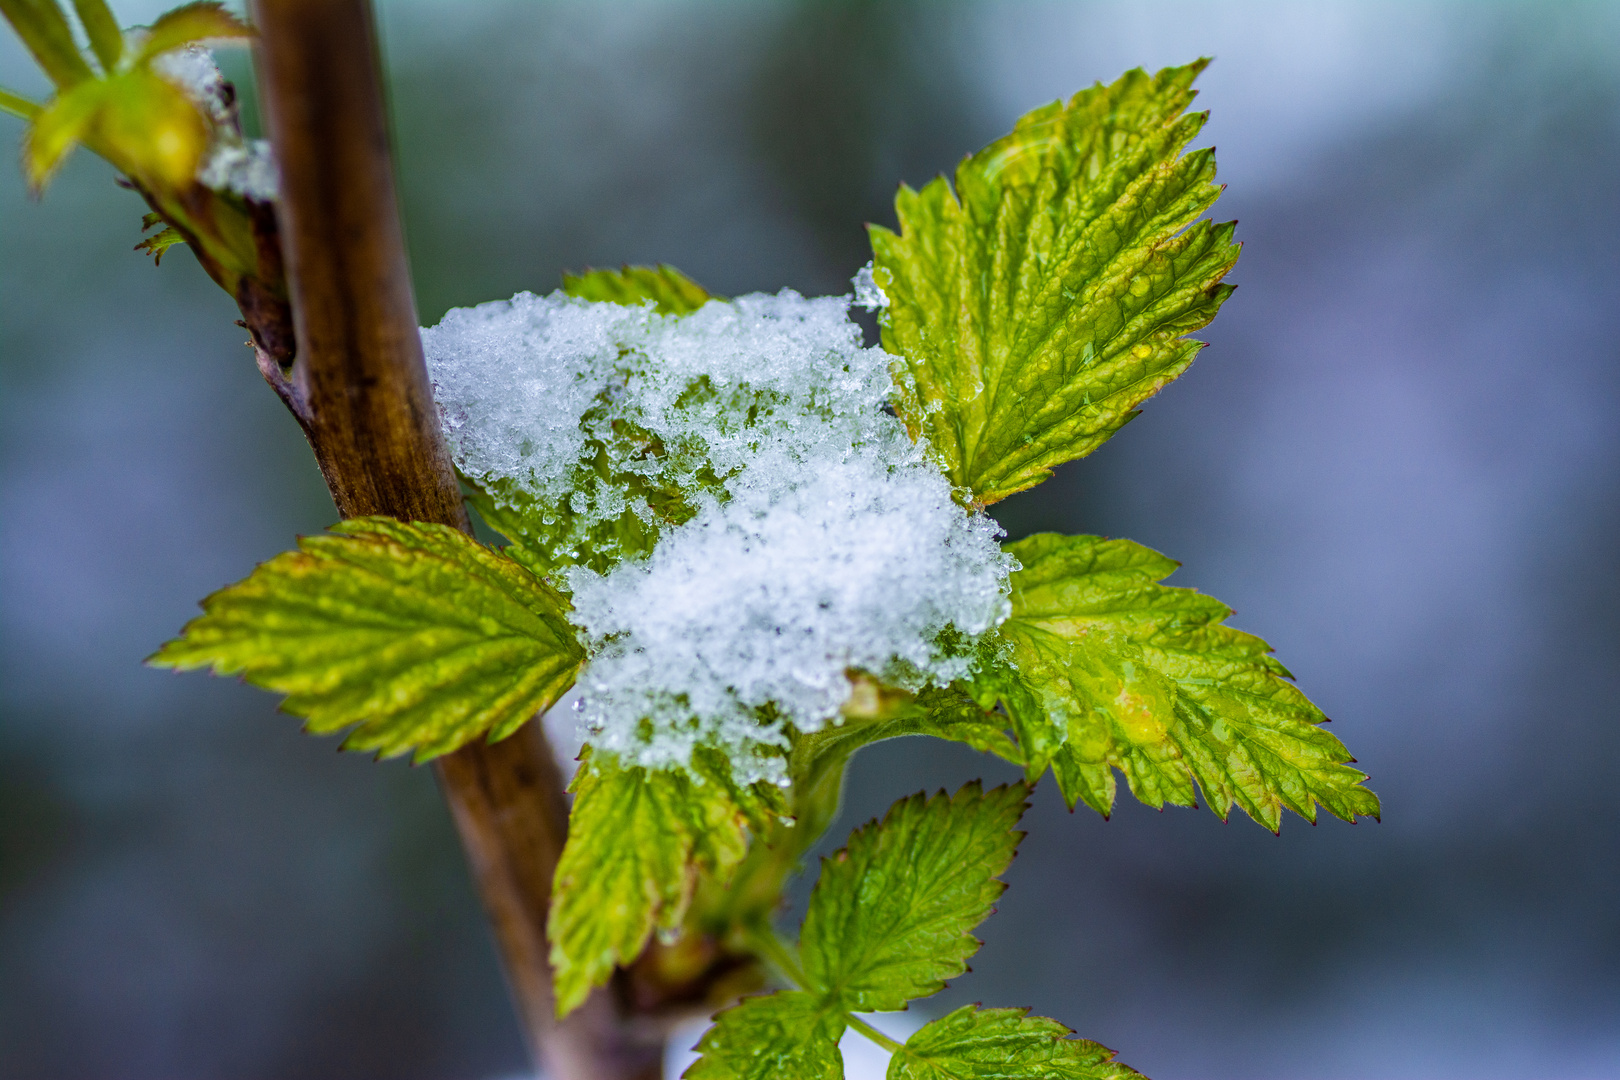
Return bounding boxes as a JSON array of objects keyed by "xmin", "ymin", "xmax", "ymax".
[{"xmin": 422, "ymin": 288, "xmax": 1010, "ymax": 782}]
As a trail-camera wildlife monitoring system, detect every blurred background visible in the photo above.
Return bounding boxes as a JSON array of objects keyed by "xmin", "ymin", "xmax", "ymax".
[{"xmin": 3, "ymin": 2, "xmax": 1618, "ymax": 1077}]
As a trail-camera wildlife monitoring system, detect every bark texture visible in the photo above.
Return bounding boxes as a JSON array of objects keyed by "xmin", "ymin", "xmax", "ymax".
[{"xmin": 249, "ymin": 3, "xmax": 665, "ymax": 1076}]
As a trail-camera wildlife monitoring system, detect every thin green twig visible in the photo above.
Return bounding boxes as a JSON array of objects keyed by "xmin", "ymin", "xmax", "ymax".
[{"xmin": 845, "ymin": 1013, "xmax": 905, "ymax": 1054}]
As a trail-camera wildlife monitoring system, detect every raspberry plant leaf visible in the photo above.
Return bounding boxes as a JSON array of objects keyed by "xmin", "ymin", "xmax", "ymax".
[
  {"xmin": 562, "ymin": 262, "xmax": 715, "ymax": 313},
  {"xmin": 684, "ymin": 991, "xmax": 847, "ymax": 1080},
  {"xmin": 72, "ymin": 0, "xmax": 123, "ymax": 71},
  {"xmin": 549, "ymin": 749, "xmax": 783, "ymax": 1017},
  {"xmin": 132, "ymin": 0, "xmax": 253, "ymax": 64},
  {"xmin": 0, "ymin": 0, "xmax": 94, "ymax": 87},
  {"xmin": 136, "ymin": 221, "xmax": 187, "ymax": 264},
  {"xmin": 870, "ymin": 60, "xmax": 1238, "ymax": 505},
  {"xmin": 10, "ymin": 0, "xmax": 251, "ymax": 191},
  {"xmin": 799, "ymin": 781, "xmax": 1027, "ymax": 1012},
  {"xmin": 149, "ymin": 517, "xmax": 583, "ymax": 762},
  {"xmin": 889, "ymin": 1006, "xmax": 1144, "ymax": 1080},
  {"xmin": 985, "ymin": 532, "xmax": 1379, "ymax": 830}
]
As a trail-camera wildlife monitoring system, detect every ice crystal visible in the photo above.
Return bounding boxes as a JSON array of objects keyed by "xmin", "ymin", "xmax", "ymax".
[{"xmin": 851, "ymin": 261, "xmax": 888, "ymax": 312}]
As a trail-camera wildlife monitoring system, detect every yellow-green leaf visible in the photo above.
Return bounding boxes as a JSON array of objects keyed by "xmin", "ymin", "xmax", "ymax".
[
  {"xmin": 548, "ymin": 750, "xmax": 775, "ymax": 1017},
  {"xmin": 0, "ymin": 0, "xmax": 94, "ymax": 87},
  {"xmin": 21, "ymin": 74, "xmax": 106, "ymax": 187},
  {"xmin": 889, "ymin": 1006, "xmax": 1145, "ymax": 1080},
  {"xmin": 870, "ymin": 61, "xmax": 1238, "ymax": 505},
  {"xmin": 134, "ymin": 0, "xmax": 252, "ymax": 63},
  {"xmin": 92, "ymin": 66, "xmax": 210, "ymax": 187},
  {"xmin": 149, "ymin": 517, "xmax": 584, "ymax": 762},
  {"xmin": 685, "ymin": 991, "xmax": 846, "ymax": 1080},
  {"xmin": 991, "ymin": 532, "xmax": 1379, "ymax": 830},
  {"xmin": 25, "ymin": 66, "xmax": 210, "ymax": 191},
  {"xmin": 562, "ymin": 263, "xmax": 715, "ymax": 314},
  {"xmin": 70, "ymin": 0, "xmax": 122, "ymax": 71}
]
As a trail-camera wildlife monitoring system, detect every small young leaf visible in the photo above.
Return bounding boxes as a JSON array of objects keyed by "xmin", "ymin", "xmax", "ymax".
[
  {"xmin": 133, "ymin": 1, "xmax": 253, "ymax": 63},
  {"xmin": 993, "ymin": 533, "xmax": 1380, "ymax": 830},
  {"xmin": 562, "ymin": 263, "xmax": 714, "ymax": 314},
  {"xmin": 685, "ymin": 991, "xmax": 846, "ymax": 1080},
  {"xmin": 149, "ymin": 517, "xmax": 583, "ymax": 762},
  {"xmin": 135, "ymin": 224, "xmax": 186, "ymax": 264},
  {"xmin": 0, "ymin": 0, "xmax": 95, "ymax": 88},
  {"xmin": 460, "ymin": 475, "xmax": 555, "ymax": 578},
  {"xmin": 911, "ymin": 685, "xmax": 1022, "ymax": 763},
  {"xmin": 25, "ymin": 65, "xmax": 211, "ymax": 192},
  {"xmin": 889, "ymin": 1005, "xmax": 1144, "ymax": 1080},
  {"xmin": 871, "ymin": 61, "xmax": 1238, "ymax": 505},
  {"xmin": 548, "ymin": 752, "xmax": 771, "ymax": 1017},
  {"xmin": 92, "ymin": 67, "xmax": 210, "ymax": 187},
  {"xmin": 800, "ymin": 782, "xmax": 1027, "ymax": 1012},
  {"xmin": 22, "ymin": 75, "xmax": 106, "ymax": 187},
  {"xmin": 71, "ymin": 0, "xmax": 123, "ymax": 72},
  {"xmin": 801, "ymin": 679, "xmax": 1021, "ymax": 778}
]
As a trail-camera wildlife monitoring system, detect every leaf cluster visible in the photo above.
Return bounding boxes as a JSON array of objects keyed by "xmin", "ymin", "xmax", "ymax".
[
  {"xmin": 128, "ymin": 56, "xmax": 1382, "ymax": 1072},
  {"xmin": 2, "ymin": 1, "xmax": 286, "ymax": 342},
  {"xmin": 686, "ymin": 782, "xmax": 1143, "ymax": 1080}
]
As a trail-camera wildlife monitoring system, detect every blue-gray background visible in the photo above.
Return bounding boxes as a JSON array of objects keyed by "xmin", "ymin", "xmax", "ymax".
[{"xmin": 3, "ymin": 3, "xmax": 1617, "ymax": 1077}]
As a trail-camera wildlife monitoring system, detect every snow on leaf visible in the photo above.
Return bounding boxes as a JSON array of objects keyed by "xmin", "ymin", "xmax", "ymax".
[{"xmin": 425, "ymin": 290, "xmax": 1012, "ymax": 783}]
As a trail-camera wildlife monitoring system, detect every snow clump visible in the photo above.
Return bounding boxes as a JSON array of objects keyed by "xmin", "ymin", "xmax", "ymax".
[
  {"xmin": 423, "ymin": 287, "xmax": 1011, "ymax": 784},
  {"xmin": 152, "ymin": 45, "xmax": 279, "ymax": 201}
]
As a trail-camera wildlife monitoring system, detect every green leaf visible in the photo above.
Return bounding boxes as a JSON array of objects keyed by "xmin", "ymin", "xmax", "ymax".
[
  {"xmin": 991, "ymin": 532, "xmax": 1379, "ymax": 830},
  {"xmin": 0, "ymin": 0, "xmax": 95, "ymax": 88},
  {"xmin": 910, "ymin": 685, "xmax": 1022, "ymax": 763},
  {"xmin": 548, "ymin": 751, "xmax": 776, "ymax": 1017},
  {"xmin": 21, "ymin": 74, "xmax": 104, "ymax": 187},
  {"xmin": 796, "ymin": 679, "xmax": 1021, "ymax": 782},
  {"xmin": 562, "ymin": 263, "xmax": 715, "ymax": 314},
  {"xmin": 91, "ymin": 67, "xmax": 210, "ymax": 186},
  {"xmin": 134, "ymin": 1, "xmax": 253, "ymax": 63},
  {"xmin": 135, "ymin": 223, "xmax": 186, "ymax": 264},
  {"xmin": 24, "ymin": 66, "xmax": 211, "ymax": 191},
  {"xmin": 685, "ymin": 991, "xmax": 846, "ymax": 1080},
  {"xmin": 70, "ymin": 0, "xmax": 122, "ymax": 72},
  {"xmin": 799, "ymin": 781, "xmax": 1027, "ymax": 1012},
  {"xmin": 149, "ymin": 517, "xmax": 583, "ymax": 762},
  {"xmin": 461, "ymin": 474, "xmax": 556, "ymax": 578},
  {"xmin": 889, "ymin": 1006, "xmax": 1145, "ymax": 1080},
  {"xmin": 870, "ymin": 60, "xmax": 1238, "ymax": 505}
]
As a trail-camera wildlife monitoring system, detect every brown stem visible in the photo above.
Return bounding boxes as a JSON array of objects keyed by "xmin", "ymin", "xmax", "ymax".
[{"xmin": 248, "ymin": 2, "xmax": 664, "ymax": 1077}]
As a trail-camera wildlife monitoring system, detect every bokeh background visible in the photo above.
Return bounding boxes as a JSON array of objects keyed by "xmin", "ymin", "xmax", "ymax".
[{"xmin": 3, "ymin": 2, "xmax": 1618, "ymax": 1077}]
